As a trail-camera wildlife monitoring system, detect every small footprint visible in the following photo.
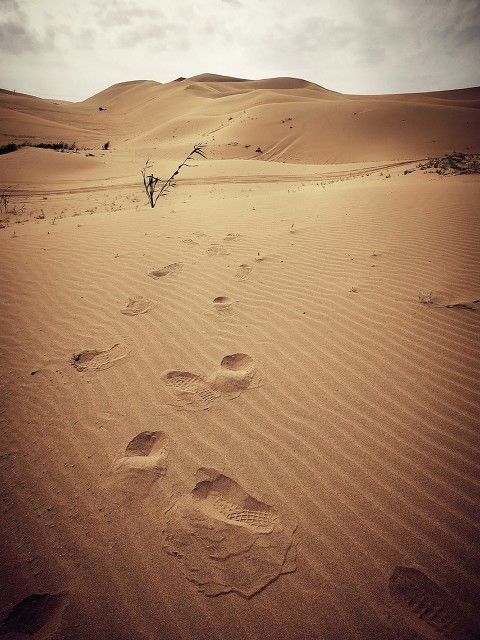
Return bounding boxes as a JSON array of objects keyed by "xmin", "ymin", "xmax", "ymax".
[
  {"xmin": 223, "ymin": 233, "xmax": 241, "ymax": 242},
  {"xmin": 182, "ymin": 238, "xmax": 199, "ymax": 247},
  {"xmin": 109, "ymin": 431, "xmax": 169, "ymax": 501},
  {"xmin": 388, "ymin": 566, "xmax": 480, "ymax": 640},
  {"xmin": 162, "ymin": 468, "xmax": 297, "ymax": 598},
  {"xmin": 148, "ymin": 263, "xmax": 183, "ymax": 279},
  {"xmin": 206, "ymin": 244, "xmax": 229, "ymax": 257},
  {"xmin": 161, "ymin": 370, "xmax": 220, "ymax": 410},
  {"xmin": 0, "ymin": 592, "xmax": 67, "ymax": 636},
  {"xmin": 71, "ymin": 344, "xmax": 127, "ymax": 372},
  {"xmin": 235, "ymin": 264, "xmax": 252, "ymax": 280},
  {"xmin": 121, "ymin": 296, "xmax": 153, "ymax": 316},
  {"xmin": 212, "ymin": 296, "xmax": 237, "ymax": 318}
]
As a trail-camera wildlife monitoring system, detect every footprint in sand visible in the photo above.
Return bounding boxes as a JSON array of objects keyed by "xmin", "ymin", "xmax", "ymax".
[
  {"xmin": 71, "ymin": 344, "xmax": 127, "ymax": 372},
  {"xmin": 182, "ymin": 238, "xmax": 199, "ymax": 247},
  {"xmin": 162, "ymin": 468, "xmax": 297, "ymax": 597},
  {"xmin": 212, "ymin": 296, "xmax": 237, "ymax": 318},
  {"xmin": 0, "ymin": 592, "xmax": 67, "ymax": 636},
  {"xmin": 388, "ymin": 566, "xmax": 480, "ymax": 640},
  {"xmin": 206, "ymin": 244, "xmax": 229, "ymax": 257},
  {"xmin": 223, "ymin": 233, "xmax": 241, "ymax": 242},
  {"xmin": 235, "ymin": 264, "xmax": 252, "ymax": 280},
  {"xmin": 121, "ymin": 296, "xmax": 153, "ymax": 316},
  {"xmin": 148, "ymin": 263, "xmax": 183, "ymax": 279},
  {"xmin": 108, "ymin": 431, "xmax": 169, "ymax": 501},
  {"xmin": 161, "ymin": 370, "xmax": 220, "ymax": 411},
  {"xmin": 209, "ymin": 353, "xmax": 264, "ymax": 399},
  {"xmin": 161, "ymin": 354, "xmax": 263, "ymax": 410}
]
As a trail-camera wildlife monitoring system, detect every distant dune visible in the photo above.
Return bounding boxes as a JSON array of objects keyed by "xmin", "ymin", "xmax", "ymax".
[{"xmin": 1, "ymin": 73, "xmax": 479, "ymax": 163}]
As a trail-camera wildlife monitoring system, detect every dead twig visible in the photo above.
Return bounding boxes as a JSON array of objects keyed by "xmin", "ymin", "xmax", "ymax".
[{"xmin": 142, "ymin": 143, "xmax": 207, "ymax": 208}]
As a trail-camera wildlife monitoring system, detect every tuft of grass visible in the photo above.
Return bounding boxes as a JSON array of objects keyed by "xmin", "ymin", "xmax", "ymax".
[
  {"xmin": 103, "ymin": 141, "xmax": 110, "ymax": 150},
  {"xmin": 418, "ymin": 152, "xmax": 480, "ymax": 175},
  {"xmin": 419, "ymin": 291, "xmax": 433, "ymax": 304}
]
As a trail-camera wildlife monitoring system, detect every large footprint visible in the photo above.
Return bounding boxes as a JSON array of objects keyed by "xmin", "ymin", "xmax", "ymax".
[
  {"xmin": 162, "ymin": 468, "xmax": 297, "ymax": 598},
  {"xmin": 161, "ymin": 370, "xmax": 220, "ymax": 411},
  {"xmin": 161, "ymin": 354, "xmax": 264, "ymax": 410},
  {"xmin": 208, "ymin": 353, "xmax": 264, "ymax": 399},
  {"xmin": 71, "ymin": 344, "xmax": 127, "ymax": 372},
  {"xmin": 389, "ymin": 566, "xmax": 480, "ymax": 640},
  {"xmin": 108, "ymin": 431, "xmax": 169, "ymax": 502}
]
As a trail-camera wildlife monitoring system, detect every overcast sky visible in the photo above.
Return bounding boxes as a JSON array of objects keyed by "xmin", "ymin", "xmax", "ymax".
[{"xmin": 1, "ymin": 0, "xmax": 479, "ymax": 101}]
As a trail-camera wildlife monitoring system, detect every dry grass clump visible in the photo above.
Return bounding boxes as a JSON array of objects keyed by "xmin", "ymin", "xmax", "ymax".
[{"xmin": 418, "ymin": 152, "xmax": 480, "ymax": 175}]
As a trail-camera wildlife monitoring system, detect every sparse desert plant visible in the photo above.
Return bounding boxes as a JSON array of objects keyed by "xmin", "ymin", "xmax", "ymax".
[
  {"xmin": 103, "ymin": 141, "xmax": 110, "ymax": 150},
  {"xmin": 142, "ymin": 143, "xmax": 207, "ymax": 208},
  {"xmin": 419, "ymin": 291, "xmax": 433, "ymax": 304},
  {"xmin": 0, "ymin": 143, "xmax": 20, "ymax": 155},
  {"xmin": 418, "ymin": 152, "xmax": 480, "ymax": 175},
  {"xmin": 0, "ymin": 187, "xmax": 12, "ymax": 215}
]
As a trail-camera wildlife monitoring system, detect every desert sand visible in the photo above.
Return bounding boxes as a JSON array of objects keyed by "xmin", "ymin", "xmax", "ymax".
[{"xmin": 0, "ymin": 74, "xmax": 479, "ymax": 640}]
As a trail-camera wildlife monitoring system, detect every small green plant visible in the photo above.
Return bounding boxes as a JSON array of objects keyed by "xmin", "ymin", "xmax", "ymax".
[{"xmin": 142, "ymin": 143, "xmax": 207, "ymax": 208}]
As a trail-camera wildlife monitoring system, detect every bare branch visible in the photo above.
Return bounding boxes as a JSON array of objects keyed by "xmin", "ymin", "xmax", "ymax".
[{"xmin": 142, "ymin": 143, "xmax": 207, "ymax": 208}]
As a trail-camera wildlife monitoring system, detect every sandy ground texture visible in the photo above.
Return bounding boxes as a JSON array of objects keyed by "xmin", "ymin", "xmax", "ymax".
[{"xmin": 1, "ymin": 74, "xmax": 480, "ymax": 640}]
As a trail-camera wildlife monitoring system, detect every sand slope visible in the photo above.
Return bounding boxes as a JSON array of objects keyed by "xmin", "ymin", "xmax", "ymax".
[
  {"xmin": 1, "ymin": 74, "xmax": 479, "ymax": 162},
  {"xmin": 0, "ymin": 75, "xmax": 479, "ymax": 640}
]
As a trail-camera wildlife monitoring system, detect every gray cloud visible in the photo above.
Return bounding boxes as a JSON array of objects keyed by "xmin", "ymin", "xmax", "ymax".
[
  {"xmin": 94, "ymin": 0, "xmax": 163, "ymax": 28},
  {"xmin": 0, "ymin": 0, "xmax": 56, "ymax": 53},
  {"xmin": 0, "ymin": 0, "xmax": 479, "ymax": 100}
]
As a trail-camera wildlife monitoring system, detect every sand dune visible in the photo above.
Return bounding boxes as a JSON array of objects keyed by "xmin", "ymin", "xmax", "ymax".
[
  {"xmin": 0, "ymin": 74, "xmax": 479, "ymax": 640},
  {"xmin": 1, "ymin": 73, "xmax": 479, "ymax": 162}
]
